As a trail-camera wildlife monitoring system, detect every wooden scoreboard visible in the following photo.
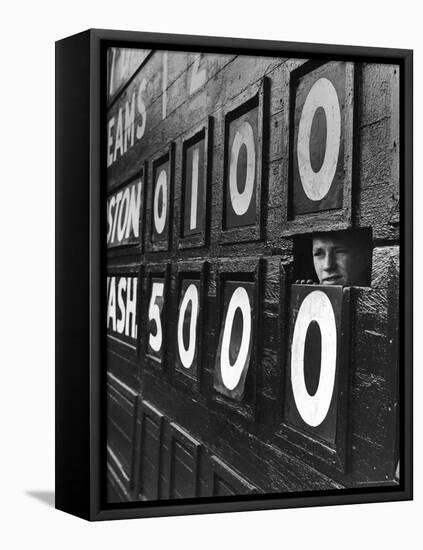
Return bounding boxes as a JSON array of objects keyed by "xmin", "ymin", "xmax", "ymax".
[{"xmin": 106, "ymin": 48, "xmax": 400, "ymax": 502}]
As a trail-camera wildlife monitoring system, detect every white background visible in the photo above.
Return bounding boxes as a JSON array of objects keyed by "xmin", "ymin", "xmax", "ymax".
[{"xmin": 0, "ymin": 0, "xmax": 420, "ymax": 547}]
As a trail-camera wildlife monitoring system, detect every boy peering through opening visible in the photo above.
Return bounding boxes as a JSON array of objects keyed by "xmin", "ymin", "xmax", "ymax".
[{"xmin": 296, "ymin": 230, "xmax": 371, "ymax": 287}]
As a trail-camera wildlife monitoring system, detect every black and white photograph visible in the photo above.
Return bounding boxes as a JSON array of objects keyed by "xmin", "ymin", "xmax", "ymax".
[
  {"xmin": 104, "ymin": 44, "xmax": 405, "ymax": 504},
  {"xmin": 3, "ymin": 0, "xmax": 420, "ymax": 545}
]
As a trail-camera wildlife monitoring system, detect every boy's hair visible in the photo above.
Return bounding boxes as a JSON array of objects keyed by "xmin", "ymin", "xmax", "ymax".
[{"xmin": 313, "ymin": 229, "xmax": 371, "ymax": 257}]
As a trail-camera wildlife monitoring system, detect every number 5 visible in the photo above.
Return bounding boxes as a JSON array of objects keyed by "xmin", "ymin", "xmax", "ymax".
[{"xmin": 148, "ymin": 281, "xmax": 164, "ymax": 352}]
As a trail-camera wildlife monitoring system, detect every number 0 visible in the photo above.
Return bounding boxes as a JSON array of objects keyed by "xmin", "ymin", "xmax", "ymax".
[
  {"xmin": 291, "ymin": 290, "xmax": 337, "ymax": 427},
  {"xmin": 220, "ymin": 286, "xmax": 252, "ymax": 391},
  {"xmin": 177, "ymin": 284, "xmax": 199, "ymax": 369},
  {"xmin": 297, "ymin": 77, "xmax": 341, "ymax": 201}
]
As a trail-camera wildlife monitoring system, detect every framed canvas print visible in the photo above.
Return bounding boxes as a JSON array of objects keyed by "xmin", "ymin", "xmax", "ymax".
[{"xmin": 55, "ymin": 29, "xmax": 413, "ymax": 521}]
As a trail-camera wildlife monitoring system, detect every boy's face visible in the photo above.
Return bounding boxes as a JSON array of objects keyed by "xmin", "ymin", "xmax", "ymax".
[{"xmin": 312, "ymin": 235, "xmax": 363, "ymax": 286}]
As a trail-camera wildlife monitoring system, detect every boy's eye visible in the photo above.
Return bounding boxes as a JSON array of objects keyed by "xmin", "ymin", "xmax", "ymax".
[
  {"xmin": 313, "ymin": 250, "xmax": 324, "ymax": 257},
  {"xmin": 335, "ymin": 248, "xmax": 348, "ymax": 254}
]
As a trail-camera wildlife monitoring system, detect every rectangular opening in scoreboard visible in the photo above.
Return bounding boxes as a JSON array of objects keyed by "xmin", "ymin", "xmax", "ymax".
[
  {"xmin": 292, "ymin": 228, "xmax": 373, "ymax": 288},
  {"xmin": 220, "ymin": 79, "xmax": 268, "ymax": 245}
]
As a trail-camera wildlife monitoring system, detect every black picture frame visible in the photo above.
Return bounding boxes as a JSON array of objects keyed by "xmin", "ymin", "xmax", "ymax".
[{"xmin": 56, "ymin": 28, "xmax": 413, "ymax": 521}]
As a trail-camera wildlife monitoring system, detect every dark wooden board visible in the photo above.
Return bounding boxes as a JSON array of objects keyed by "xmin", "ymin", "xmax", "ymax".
[{"xmin": 106, "ymin": 373, "xmax": 139, "ymax": 502}]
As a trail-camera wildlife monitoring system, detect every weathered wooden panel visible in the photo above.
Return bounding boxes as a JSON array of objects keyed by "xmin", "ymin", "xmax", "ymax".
[
  {"xmin": 107, "ymin": 446, "xmax": 132, "ymax": 502},
  {"xmin": 106, "ymin": 347, "xmax": 139, "ymax": 390},
  {"xmin": 136, "ymin": 401, "xmax": 164, "ymax": 501},
  {"xmin": 372, "ymin": 245, "xmax": 399, "ymax": 289},
  {"xmin": 106, "ymin": 52, "xmax": 235, "ymax": 188},
  {"xmin": 346, "ymin": 246, "xmax": 399, "ymax": 484},
  {"xmin": 209, "ymin": 456, "xmax": 256, "ymax": 496},
  {"xmin": 106, "ymin": 51, "xmax": 165, "ymax": 172},
  {"xmin": 107, "ymin": 47, "xmax": 151, "ymax": 103},
  {"xmin": 165, "ymin": 423, "xmax": 201, "ymax": 499},
  {"xmin": 141, "ymin": 368, "xmax": 342, "ymax": 493},
  {"xmin": 106, "ymin": 373, "xmax": 139, "ymax": 502},
  {"xmin": 106, "ymin": 53, "xmax": 286, "ymax": 190},
  {"xmin": 355, "ymin": 64, "xmax": 400, "ymax": 239}
]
